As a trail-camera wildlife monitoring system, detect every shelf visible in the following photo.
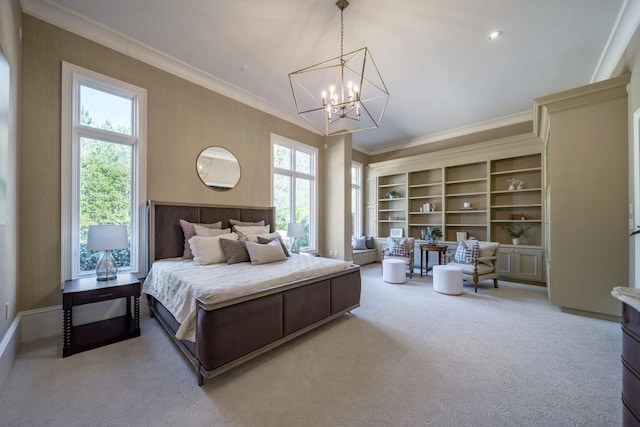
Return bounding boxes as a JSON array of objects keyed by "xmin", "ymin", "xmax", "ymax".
[
  {"xmin": 491, "ymin": 167, "xmax": 542, "ymax": 176},
  {"xmin": 378, "ymin": 198, "xmax": 406, "ymax": 202},
  {"xmin": 379, "ymin": 208, "xmax": 406, "ymax": 212},
  {"xmin": 409, "ymin": 211, "xmax": 440, "ymax": 215},
  {"xmin": 445, "ymin": 192, "xmax": 486, "ymax": 197},
  {"xmin": 491, "ymin": 188, "xmax": 541, "ymax": 194},
  {"xmin": 445, "ymin": 210, "xmax": 487, "ymax": 214},
  {"xmin": 445, "ymin": 224, "xmax": 488, "ymax": 227},
  {"xmin": 379, "ymin": 183, "xmax": 406, "ymax": 188},
  {"xmin": 409, "ymin": 183, "xmax": 442, "ymax": 188},
  {"xmin": 445, "ymin": 178, "xmax": 486, "ymax": 185},
  {"xmin": 491, "ymin": 204, "xmax": 542, "ymax": 208},
  {"xmin": 409, "ymin": 223, "xmax": 443, "ymax": 227},
  {"xmin": 491, "ymin": 220, "xmax": 542, "ymax": 223},
  {"xmin": 409, "ymin": 195, "xmax": 442, "ymax": 200},
  {"xmin": 379, "ymin": 220, "xmax": 406, "ymax": 223}
]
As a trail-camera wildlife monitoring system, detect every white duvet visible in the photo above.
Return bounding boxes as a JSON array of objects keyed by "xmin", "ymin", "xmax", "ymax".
[{"xmin": 143, "ymin": 254, "xmax": 353, "ymax": 342}]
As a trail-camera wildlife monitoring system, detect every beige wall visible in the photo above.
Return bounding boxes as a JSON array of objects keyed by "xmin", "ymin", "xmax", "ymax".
[
  {"xmin": 0, "ymin": 0, "xmax": 20, "ymax": 339},
  {"xmin": 19, "ymin": 15, "xmax": 324, "ymax": 310},
  {"xmin": 324, "ymin": 135, "xmax": 352, "ymax": 260}
]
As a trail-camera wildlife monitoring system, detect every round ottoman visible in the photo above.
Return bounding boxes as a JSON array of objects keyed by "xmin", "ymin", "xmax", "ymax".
[
  {"xmin": 433, "ymin": 265, "xmax": 463, "ymax": 295},
  {"xmin": 383, "ymin": 259, "xmax": 406, "ymax": 284}
]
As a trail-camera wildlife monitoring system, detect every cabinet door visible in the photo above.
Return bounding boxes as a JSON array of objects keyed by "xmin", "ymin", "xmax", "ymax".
[
  {"xmin": 497, "ymin": 249, "xmax": 514, "ymax": 277},
  {"xmin": 513, "ymin": 248, "xmax": 543, "ymax": 282}
]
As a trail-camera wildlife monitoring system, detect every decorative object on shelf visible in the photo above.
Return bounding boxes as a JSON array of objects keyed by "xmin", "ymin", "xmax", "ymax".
[
  {"xmin": 511, "ymin": 213, "xmax": 526, "ymax": 220},
  {"xmin": 423, "ymin": 202, "xmax": 436, "ymax": 212},
  {"xmin": 287, "ymin": 223, "xmax": 305, "ymax": 254},
  {"xmin": 87, "ymin": 224, "xmax": 128, "ymax": 281},
  {"xmin": 456, "ymin": 231, "xmax": 468, "ymax": 242},
  {"xmin": 385, "ymin": 190, "xmax": 401, "ymax": 199},
  {"xmin": 501, "ymin": 224, "xmax": 530, "ymax": 245},
  {"xmin": 420, "ymin": 229, "xmax": 427, "ymax": 240},
  {"xmin": 389, "ymin": 228, "xmax": 403, "ymax": 238},
  {"xmin": 427, "ymin": 227, "xmax": 443, "ymax": 244},
  {"xmin": 507, "ymin": 177, "xmax": 524, "ymax": 190},
  {"xmin": 288, "ymin": 0, "xmax": 389, "ymax": 136}
]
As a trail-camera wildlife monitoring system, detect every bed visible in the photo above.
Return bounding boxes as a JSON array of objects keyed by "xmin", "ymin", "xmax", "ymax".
[{"xmin": 144, "ymin": 201, "xmax": 361, "ymax": 385}]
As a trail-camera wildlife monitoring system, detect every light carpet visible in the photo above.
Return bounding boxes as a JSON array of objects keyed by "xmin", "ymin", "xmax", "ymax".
[{"xmin": 0, "ymin": 265, "xmax": 622, "ymax": 426}]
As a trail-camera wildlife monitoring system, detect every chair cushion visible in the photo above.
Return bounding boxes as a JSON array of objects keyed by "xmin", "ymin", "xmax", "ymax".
[
  {"xmin": 387, "ymin": 237, "xmax": 410, "ymax": 256},
  {"xmin": 384, "ymin": 255, "xmax": 411, "ymax": 265},
  {"xmin": 454, "ymin": 241, "xmax": 479, "ymax": 264},
  {"xmin": 476, "ymin": 241, "xmax": 499, "ymax": 266},
  {"xmin": 447, "ymin": 262, "xmax": 495, "ymax": 276}
]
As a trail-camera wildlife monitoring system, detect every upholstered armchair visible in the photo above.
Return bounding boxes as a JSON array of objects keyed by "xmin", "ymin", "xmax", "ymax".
[
  {"xmin": 382, "ymin": 237, "xmax": 416, "ymax": 279},
  {"xmin": 445, "ymin": 240, "xmax": 500, "ymax": 292}
]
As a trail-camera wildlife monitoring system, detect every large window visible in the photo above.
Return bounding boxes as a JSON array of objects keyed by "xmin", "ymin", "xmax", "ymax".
[
  {"xmin": 61, "ymin": 63, "xmax": 147, "ymax": 280},
  {"xmin": 352, "ymin": 162, "xmax": 362, "ymax": 237},
  {"xmin": 272, "ymin": 135, "xmax": 317, "ymax": 251}
]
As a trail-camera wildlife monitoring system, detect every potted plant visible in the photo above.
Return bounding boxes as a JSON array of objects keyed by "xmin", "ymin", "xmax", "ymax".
[
  {"xmin": 501, "ymin": 224, "xmax": 529, "ymax": 245},
  {"xmin": 385, "ymin": 190, "xmax": 401, "ymax": 199},
  {"xmin": 427, "ymin": 227, "xmax": 443, "ymax": 244}
]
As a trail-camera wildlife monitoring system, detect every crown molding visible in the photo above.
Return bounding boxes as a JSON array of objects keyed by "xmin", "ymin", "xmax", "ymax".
[
  {"xmin": 591, "ymin": 0, "xmax": 640, "ymax": 82},
  {"xmin": 20, "ymin": 0, "xmax": 320, "ymax": 135},
  {"xmin": 359, "ymin": 110, "xmax": 533, "ymax": 156}
]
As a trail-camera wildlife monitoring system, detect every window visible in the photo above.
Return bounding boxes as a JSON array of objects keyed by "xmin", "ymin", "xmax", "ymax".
[
  {"xmin": 352, "ymin": 162, "xmax": 362, "ymax": 237},
  {"xmin": 272, "ymin": 135, "xmax": 317, "ymax": 251},
  {"xmin": 61, "ymin": 63, "xmax": 147, "ymax": 280}
]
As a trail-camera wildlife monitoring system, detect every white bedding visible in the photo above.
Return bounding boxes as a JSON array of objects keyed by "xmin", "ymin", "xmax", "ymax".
[{"xmin": 143, "ymin": 254, "xmax": 353, "ymax": 342}]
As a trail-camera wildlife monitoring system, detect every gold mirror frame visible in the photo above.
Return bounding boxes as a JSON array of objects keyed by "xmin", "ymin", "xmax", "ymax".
[{"xmin": 196, "ymin": 146, "xmax": 241, "ymax": 191}]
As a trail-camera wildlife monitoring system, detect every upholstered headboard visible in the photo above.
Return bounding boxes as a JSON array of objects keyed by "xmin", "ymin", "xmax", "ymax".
[{"xmin": 147, "ymin": 200, "xmax": 276, "ymax": 263}]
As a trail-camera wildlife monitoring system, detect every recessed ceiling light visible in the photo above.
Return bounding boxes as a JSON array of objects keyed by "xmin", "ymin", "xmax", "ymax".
[{"xmin": 488, "ymin": 30, "xmax": 502, "ymax": 40}]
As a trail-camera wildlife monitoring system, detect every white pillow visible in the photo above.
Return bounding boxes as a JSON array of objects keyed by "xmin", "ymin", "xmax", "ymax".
[
  {"xmin": 245, "ymin": 239, "xmax": 287, "ymax": 265},
  {"xmin": 233, "ymin": 225, "xmax": 270, "ymax": 238},
  {"xmin": 193, "ymin": 224, "xmax": 232, "ymax": 237},
  {"xmin": 189, "ymin": 233, "xmax": 238, "ymax": 265}
]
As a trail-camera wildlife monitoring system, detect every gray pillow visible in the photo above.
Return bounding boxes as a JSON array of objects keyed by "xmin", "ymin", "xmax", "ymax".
[
  {"xmin": 257, "ymin": 235, "xmax": 290, "ymax": 257},
  {"xmin": 219, "ymin": 238, "xmax": 250, "ymax": 264},
  {"xmin": 179, "ymin": 219, "xmax": 222, "ymax": 259},
  {"xmin": 365, "ymin": 236, "xmax": 375, "ymax": 249},
  {"xmin": 353, "ymin": 236, "xmax": 367, "ymax": 250},
  {"xmin": 245, "ymin": 239, "xmax": 287, "ymax": 265}
]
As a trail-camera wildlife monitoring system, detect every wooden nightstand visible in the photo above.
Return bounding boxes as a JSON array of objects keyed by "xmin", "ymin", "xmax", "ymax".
[{"xmin": 62, "ymin": 273, "xmax": 141, "ymax": 357}]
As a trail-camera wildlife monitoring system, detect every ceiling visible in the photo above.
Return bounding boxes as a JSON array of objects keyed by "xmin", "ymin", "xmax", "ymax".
[{"xmin": 23, "ymin": 0, "xmax": 636, "ymax": 154}]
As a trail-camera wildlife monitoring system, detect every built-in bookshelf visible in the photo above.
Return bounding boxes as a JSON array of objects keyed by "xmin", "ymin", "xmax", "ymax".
[{"xmin": 377, "ymin": 173, "xmax": 408, "ymax": 238}]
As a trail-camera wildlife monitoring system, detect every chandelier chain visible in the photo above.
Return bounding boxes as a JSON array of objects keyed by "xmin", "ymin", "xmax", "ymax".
[{"xmin": 340, "ymin": 8, "xmax": 344, "ymax": 59}]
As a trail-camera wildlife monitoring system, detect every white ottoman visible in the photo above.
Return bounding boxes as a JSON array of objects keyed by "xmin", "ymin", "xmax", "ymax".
[
  {"xmin": 383, "ymin": 259, "xmax": 406, "ymax": 284},
  {"xmin": 433, "ymin": 265, "xmax": 463, "ymax": 295}
]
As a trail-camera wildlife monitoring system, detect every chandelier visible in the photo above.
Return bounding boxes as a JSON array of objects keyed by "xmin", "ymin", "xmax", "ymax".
[{"xmin": 288, "ymin": 0, "xmax": 389, "ymax": 136}]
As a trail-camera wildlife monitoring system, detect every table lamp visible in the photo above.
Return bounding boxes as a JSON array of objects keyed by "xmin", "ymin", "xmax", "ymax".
[
  {"xmin": 87, "ymin": 224, "xmax": 128, "ymax": 281},
  {"xmin": 287, "ymin": 223, "xmax": 305, "ymax": 254}
]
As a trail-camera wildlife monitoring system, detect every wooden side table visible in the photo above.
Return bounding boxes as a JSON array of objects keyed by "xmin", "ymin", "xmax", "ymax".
[
  {"xmin": 62, "ymin": 273, "xmax": 141, "ymax": 357},
  {"xmin": 419, "ymin": 244, "xmax": 448, "ymax": 277}
]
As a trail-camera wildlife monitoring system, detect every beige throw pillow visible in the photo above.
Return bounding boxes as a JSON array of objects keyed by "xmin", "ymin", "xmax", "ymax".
[
  {"xmin": 179, "ymin": 219, "xmax": 222, "ymax": 259},
  {"xmin": 245, "ymin": 239, "xmax": 287, "ymax": 265},
  {"xmin": 189, "ymin": 233, "xmax": 237, "ymax": 265}
]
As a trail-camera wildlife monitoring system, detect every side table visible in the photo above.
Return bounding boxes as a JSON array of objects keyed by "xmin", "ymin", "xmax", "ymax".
[
  {"xmin": 419, "ymin": 244, "xmax": 448, "ymax": 277},
  {"xmin": 62, "ymin": 273, "xmax": 141, "ymax": 357}
]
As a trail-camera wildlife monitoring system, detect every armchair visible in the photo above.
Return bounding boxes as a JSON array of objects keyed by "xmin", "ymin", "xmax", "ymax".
[
  {"xmin": 382, "ymin": 237, "xmax": 415, "ymax": 279},
  {"xmin": 445, "ymin": 240, "xmax": 500, "ymax": 292}
]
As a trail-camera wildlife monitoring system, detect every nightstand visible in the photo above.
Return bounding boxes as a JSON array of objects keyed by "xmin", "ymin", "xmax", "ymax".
[{"xmin": 62, "ymin": 273, "xmax": 141, "ymax": 357}]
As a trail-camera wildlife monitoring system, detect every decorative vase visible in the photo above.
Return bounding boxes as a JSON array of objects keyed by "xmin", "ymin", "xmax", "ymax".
[
  {"xmin": 508, "ymin": 184, "xmax": 515, "ymax": 191},
  {"xmin": 420, "ymin": 229, "xmax": 427, "ymax": 240},
  {"xmin": 512, "ymin": 238, "xmax": 520, "ymax": 245}
]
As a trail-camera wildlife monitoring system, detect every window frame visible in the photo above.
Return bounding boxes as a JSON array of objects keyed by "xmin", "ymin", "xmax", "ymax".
[
  {"xmin": 61, "ymin": 62, "xmax": 147, "ymax": 282},
  {"xmin": 352, "ymin": 161, "xmax": 363, "ymax": 237},
  {"xmin": 271, "ymin": 134, "xmax": 318, "ymax": 251}
]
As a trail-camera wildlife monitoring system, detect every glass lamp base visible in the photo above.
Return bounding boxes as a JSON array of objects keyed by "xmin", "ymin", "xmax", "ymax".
[
  {"xmin": 96, "ymin": 250, "xmax": 118, "ymax": 281},
  {"xmin": 290, "ymin": 238, "xmax": 300, "ymax": 254}
]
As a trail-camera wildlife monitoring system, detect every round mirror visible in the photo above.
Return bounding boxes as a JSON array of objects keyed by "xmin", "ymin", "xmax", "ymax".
[{"xmin": 196, "ymin": 146, "xmax": 241, "ymax": 191}]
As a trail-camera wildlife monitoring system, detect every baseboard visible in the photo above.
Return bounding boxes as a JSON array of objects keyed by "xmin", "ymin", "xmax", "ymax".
[
  {"xmin": 0, "ymin": 312, "xmax": 22, "ymax": 395},
  {"xmin": 560, "ymin": 306, "xmax": 622, "ymax": 323}
]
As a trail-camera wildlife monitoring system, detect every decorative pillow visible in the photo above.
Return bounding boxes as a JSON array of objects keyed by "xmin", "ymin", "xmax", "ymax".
[
  {"xmin": 189, "ymin": 233, "xmax": 237, "ymax": 265},
  {"xmin": 193, "ymin": 224, "xmax": 232, "ymax": 237},
  {"xmin": 233, "ymin": 225, "xmax": 271, "ymax": 238},
  {"xmin": 365, "ymin": 236, "xmax": 375, "ymax": 250},
  {"xmin": 245, "ymin": 239, "xmax": 287, "ymax": 265},
  {"xmin": 244, "ymin": 231, "xmax": 279, "ymax": 243},
  {"xmin": 229, "ymin": 219, "xmax": 265, "ymax": 227},
  {"xmin": 353, "ymin": 236, "xmax": 367, "ymax": 250},
  {"xmin": 179, "ymin": 219, "xmax": 222, "ymax": 259},
  {"xmin": 453, "ymin": 240, "xmax": 480, "ymax": 264},
  {"xmin": 387, "ymin": 237, "xmax": 409, "ymax": 256},
  {"xmin": 257, "ymin": 235, "xmax": 290, "ymax": 257},
  {"xmin": 219, "ymin": 238, "xmax": 250, "ymax": 264}
]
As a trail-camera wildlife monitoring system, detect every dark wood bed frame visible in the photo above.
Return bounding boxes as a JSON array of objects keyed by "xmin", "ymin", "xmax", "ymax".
[{"xmin": 146, "ymin": 200, "xmax": 361, "ymax": 385}]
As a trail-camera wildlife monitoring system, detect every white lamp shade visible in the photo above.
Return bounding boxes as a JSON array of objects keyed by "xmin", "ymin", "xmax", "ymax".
[
  {"xmin": 87, "ymin": 225, "xmax": 128, "ymax": 251},
  {"xmin": 287, "ymin": 223, "xmax": 305, "ymax": 238}
]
